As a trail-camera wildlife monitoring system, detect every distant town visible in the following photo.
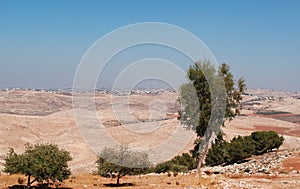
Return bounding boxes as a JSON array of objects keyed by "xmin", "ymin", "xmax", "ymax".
[{"xmin": 0, "ymin": 87, "xmax": 177, "ymax": 96}]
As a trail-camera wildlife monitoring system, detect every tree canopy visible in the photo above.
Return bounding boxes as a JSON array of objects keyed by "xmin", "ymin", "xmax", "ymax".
[
  {"xmin": 4, "ymin": 143, "xmax": 72, "ymax": 188},
  {"xmin": 251, "ymin": 130, "xmax": 284, "ymax": 155},
  {"xmin": 96, "ymin": 147, "xmax": 151, "ymax": 185}
]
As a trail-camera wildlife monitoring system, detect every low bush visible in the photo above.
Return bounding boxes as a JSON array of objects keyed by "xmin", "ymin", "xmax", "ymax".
[
  {"xmin": 154, "ymin": 153, "xmax": 197, "ymax": 173},
  {"xmin": 205, "ymin": 131, "xmax": 284, "ymax": 166}
]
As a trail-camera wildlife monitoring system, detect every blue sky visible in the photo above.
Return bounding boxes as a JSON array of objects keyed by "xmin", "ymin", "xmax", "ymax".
[{"xmin": 0, "ymin": 0, "xmax": 299, "ymax": 91}]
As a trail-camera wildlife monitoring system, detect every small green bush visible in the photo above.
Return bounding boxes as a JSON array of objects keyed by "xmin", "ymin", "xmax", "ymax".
[
  {"xmin": 154, "ymin": 153, "xmax": 197, "ymax": 173},
  {"xmin": 154, "ymin": 161, "xmax": 173, "ymax": 173}
]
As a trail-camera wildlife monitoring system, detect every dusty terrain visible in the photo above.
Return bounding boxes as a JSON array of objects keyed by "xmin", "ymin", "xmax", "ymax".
[
  {"xmin": 0, "ymin": 88, "xmax": 300, "ymax": 188},
  {"xmin": 0, "ymin": 89, "xmax": 194, "ymax": 172},
  {"xmin": 0, "ymin": 172, "xmax": 222, "ymax": 189}
]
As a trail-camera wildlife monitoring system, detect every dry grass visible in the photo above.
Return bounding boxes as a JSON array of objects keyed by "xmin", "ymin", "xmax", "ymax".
[{"xmin": 0, "ymin": 173, "xmax": 220, "ymax": 189}]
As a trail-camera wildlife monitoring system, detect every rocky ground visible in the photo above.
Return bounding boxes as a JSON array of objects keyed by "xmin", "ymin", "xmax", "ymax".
[{"xmin": 202, "ymin": 150, "xmax": 296, "ymax": 175}]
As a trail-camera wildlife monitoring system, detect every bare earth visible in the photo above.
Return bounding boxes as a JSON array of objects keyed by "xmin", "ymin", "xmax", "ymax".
[
  {"xmin": 0, "ymin": 89, "xmax": 195, "ymax": 173},
  {"xmin": 0, "ymin": 88, "xmax": 300, "ymax": 188}
]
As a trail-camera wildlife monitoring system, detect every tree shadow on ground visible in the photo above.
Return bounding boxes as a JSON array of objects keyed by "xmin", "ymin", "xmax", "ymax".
[
  {"xmin": 8, "ymin": 185, "xmax": 72, "ymax": 189},
  {"xmin": 104, "ymin": 183, "xmax": 134, "ymax": 187}
]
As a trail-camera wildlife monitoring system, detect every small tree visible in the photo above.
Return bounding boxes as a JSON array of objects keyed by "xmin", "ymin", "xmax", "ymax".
[
  {"xmin": 4, "ymin": 143, "xmax": 72, "ymax": 188},
  {"xmin": 96, "ymin": 147, "xmax": 151, "ymax": 186}
]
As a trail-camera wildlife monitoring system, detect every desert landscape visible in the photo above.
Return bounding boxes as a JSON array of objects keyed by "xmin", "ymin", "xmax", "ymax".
[
  {"xmin": 0, "ymin": 88, "xmax": 300, "ymax": 188},
  {"xmin": 2, "ymin": 0, "xmax": 300, "ymax": 188}
]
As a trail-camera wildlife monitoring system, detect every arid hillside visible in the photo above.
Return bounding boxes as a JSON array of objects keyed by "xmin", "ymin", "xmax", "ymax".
[
  {"xmin": 0, "ymin": 89, "xmax": 300, "ymax": 188},
  {"xmin": 0, "ymin": 89, "xmax": 194, "ymax": 173},
  {"xmin": 1, "ymin": 89, "xmax": 300, "ymax": 171}
]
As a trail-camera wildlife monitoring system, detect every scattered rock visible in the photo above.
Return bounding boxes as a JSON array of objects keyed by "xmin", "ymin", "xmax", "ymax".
[
  {"xmin": 201, "ymin": 150, "xmax": 294, "ymax": 176},
  {"xmin": 291, "ymin": 170, "xmax": 298, "ymax": 174}
]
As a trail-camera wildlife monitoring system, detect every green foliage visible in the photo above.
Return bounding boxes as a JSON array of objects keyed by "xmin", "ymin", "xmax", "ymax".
[
  {"xmin": 205, "ymin": 131, "xmax": 284, "ymax": 166},
  {"xmin": 227, "ymin": 136, "xmax": 255, "ymax": 164},
  {"xmin": 171, "ymin": 153, "xmax": 198, "ymax": 170},
  {"xmin": 251, "ymin": 131, "xmax": 284, "ymax": 155},
  {"xmin": 154, "ymin": 153, "xmax": 197, "ymax": 173},
  {"xmin": 96, "ymin": 147, "xmax": 151, "ymax": 185},
  {"xmin": 4, "ymin": 143, "xmax": 72, "ymax": 188},
  {"xmin": 181, "ymin": 61, "xmax": 213, "ymax": 136},
  {"xmin": 205, "ymin": 133, "xmax": 229, "ymax": 166},
  {"xmin": 179, "ymin": 61, "xmax": 246, "ymax": 159},
  {"xmin": 153, "ymin": 161, "xmax": 174, "ymax": 173}
]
